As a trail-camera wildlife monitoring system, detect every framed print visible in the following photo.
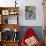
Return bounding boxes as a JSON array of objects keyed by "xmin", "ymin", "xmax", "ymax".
[
  {"xmin": 2, "ymin": 16, "xmax": 18, "ymax": 24},
  {"xmin": 10, "ymin": 12, "xmax": 18, "ymax": 15},
  {"xmin": 2, "ymin": 16, "xmax": 8, "ymax": 24},
  {"xmin": 25, "ymin": 6, "xmax": 36, "ymax": 20},
  {"xmin": 9, "ymin": 9, "xmax": 18, "ymax": 15},
  {"xmin": 2, "ymin": 10, "xmax": 9, "ymax": 15},
  {"xmin": 10, "ymin": 11, "xmax": 15, "ymax": 15},
  {"xmin": 8, "ymin": 16, "xmax": 18, "ymax": 24}
]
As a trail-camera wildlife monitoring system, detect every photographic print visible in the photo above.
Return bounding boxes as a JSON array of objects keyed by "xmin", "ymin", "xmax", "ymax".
[
  {"xmin": 25, "ymin": 6, "xmax": 36, "ymax": 20},
  {"xmin": 2, "ymin": 16, "xmax": 8, "ymax": 24},
  {"xmin": 2, "ymin": 10, "xmax": 9, "ymax": 15}
]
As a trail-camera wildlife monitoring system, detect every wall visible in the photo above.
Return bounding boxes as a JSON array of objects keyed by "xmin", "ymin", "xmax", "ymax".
[
  {"xmin": 18, "ymin": 0, "xmax": 44, "ymax": 26},
  {"xmin": 18, "ymin": 26, "xmax": 43, "ymax": 44},
  {"xmin": 0, "ymin": 0, "xmax": 44, "ymax": 26}
]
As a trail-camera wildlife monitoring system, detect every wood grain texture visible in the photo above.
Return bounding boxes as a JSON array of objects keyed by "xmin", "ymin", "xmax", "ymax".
[
  {"xmin": 2, "ymin": 41, "xmax": 19, "ymax": 46},
  {"xmin": 43, "ymin": 0, "xmax": 46, "ymax": 26},
  {"xmin": 0, "ymin": 24, "xmax": 20, "ymax": 32},
  {"xmin": 0, "ymin": 7, "xmax": 19, "ymax": 46},
  {"xmin": 43, "ymin": 0, "xmax": 46, "ymax": 46}
]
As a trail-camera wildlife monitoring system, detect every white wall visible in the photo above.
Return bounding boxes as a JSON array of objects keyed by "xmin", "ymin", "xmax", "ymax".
[
  {"xmin": 18, "ymin": 0, "xmax": 44, "ymax": 26},
  {"xmin": 0, "ymin": 0, "xmax": 44, "ymax": 26}
]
